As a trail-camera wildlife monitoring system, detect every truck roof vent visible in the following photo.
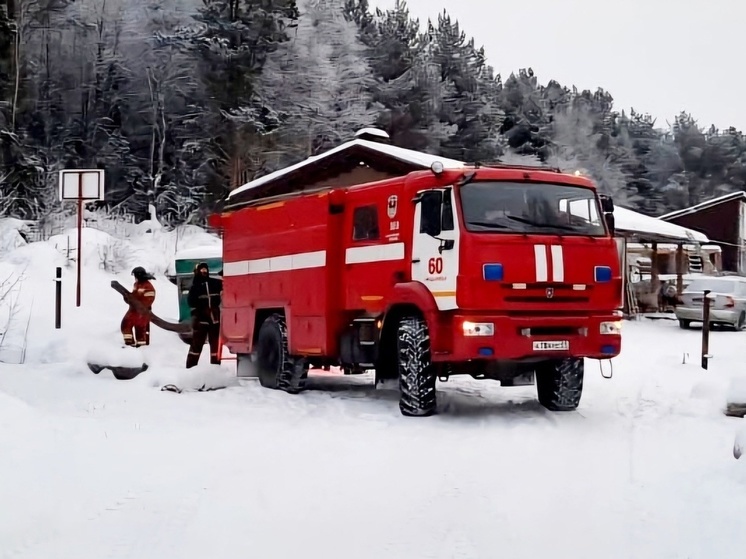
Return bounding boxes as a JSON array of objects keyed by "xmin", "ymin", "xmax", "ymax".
[{"xmin": 354, "ymin": 127, "xmax": 391, "ymax": 144}]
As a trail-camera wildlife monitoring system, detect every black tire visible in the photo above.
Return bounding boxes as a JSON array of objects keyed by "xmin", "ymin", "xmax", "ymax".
[
  {"xmin": 735, "ymin": 312, "xmax": 746, "ymax": 331},
  {"xmin": 397, "ymin": 315, "xmax": 437, "ymax": 417},
  {"xmin": 678, "ymin": 319, "xmax": 691, "ymax": 329},
  {"xmin": 109, "ymin": 363, "xmax": 149, "ymax": 381},
  {"xmin": 535, "ymin": 358, "xmax": 584, "ymax": 411},
  {"xmin": 255, "ymin": 314, "xmax": 306, "ymax": 394}
]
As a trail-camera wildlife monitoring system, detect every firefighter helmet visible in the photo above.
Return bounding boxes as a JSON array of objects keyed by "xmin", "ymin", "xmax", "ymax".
[{"xmin": 132, "ymin": 266, "xmax": 153, "ymax": 281}]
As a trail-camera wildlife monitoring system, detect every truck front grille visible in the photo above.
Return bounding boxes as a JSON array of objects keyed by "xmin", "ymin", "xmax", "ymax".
[{"xmin": 505, "ymin": 295, "xmax": 590, "ymax": 304}]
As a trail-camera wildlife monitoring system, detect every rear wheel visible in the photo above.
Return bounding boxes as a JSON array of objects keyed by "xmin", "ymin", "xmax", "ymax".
[
  {"xmin": 255, "ymin": 314, "xmax": 307, "ymax": 394},
  {"xmin": 535, "ymin": 358, "xmax": 584, "ymax": 411},
  {"xmin": 678, "ymin": 319, "xmax": 691, "ymax": 329},
  {"xmin": 397, "ymin": 316, "xmax": 437, "ymax": 417}
]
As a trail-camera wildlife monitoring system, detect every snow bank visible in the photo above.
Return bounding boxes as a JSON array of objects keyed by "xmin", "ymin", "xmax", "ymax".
[
  {"xmin": 0, "ymin": 218, "xmax": 31, "ymax": 256},
  {"xmin": 85, "ymin": 343, "xmax": 153, "ymax": 368},
  {"xmin": 145, "ymin": 363, "xmax": 239, "ymax": 392},
  {"xmin": 727, "ymin": 376, "xmax": 746, "ymax": 405},
  {"xmin": 45, "ymin": 223, "xmax": 219, "ymax": 277}
]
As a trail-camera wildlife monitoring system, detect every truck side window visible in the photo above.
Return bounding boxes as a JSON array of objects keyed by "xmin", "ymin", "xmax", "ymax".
[
  {"xmin": 352, "ymin": 205, "xmax": 380, "ymax": 241},
  {"xmin": 442, "ymin": 190, "xmax": 454, "ymax": 231}
]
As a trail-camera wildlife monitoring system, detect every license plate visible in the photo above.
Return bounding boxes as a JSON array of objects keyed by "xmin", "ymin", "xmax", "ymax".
[{"xmin": 533, "ymin": 340, "xmax": 569, "ymax": 351}]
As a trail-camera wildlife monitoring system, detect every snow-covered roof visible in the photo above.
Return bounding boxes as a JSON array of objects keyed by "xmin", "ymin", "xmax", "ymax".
[
  {"xmin": 659, "ymin": 191, "xmax": 746, "ymax": 220},
  {"xmin": 227, "ymin": 138, "xmax": 466, "ymax": 200},
  {"xmin": 614, "ymin": 206, "xmax": 708, "ymax": 243},
  {"xmin": 355, "ymin": 127, "xmax": 390, "ymax": 140},
  {"xmin": 174, "ymin": 244, "xmax": 222, "ymax": 261},
  {"xmin": 626, "ymin": 242, "xmax": 721, "ymax": 251}
]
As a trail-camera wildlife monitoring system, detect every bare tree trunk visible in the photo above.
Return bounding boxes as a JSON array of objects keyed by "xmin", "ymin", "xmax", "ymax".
[{"xmin": 10, "ymin": 0, "xmax": 21, "ymax": 131}]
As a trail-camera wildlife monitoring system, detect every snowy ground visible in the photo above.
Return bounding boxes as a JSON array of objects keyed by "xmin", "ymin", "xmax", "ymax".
[{"xmin": 1, "ymin": 220, "xmax": 746, "ymax": 559}]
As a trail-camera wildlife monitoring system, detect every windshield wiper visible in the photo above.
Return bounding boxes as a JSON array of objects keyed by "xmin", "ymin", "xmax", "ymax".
[
  {"xmin": 467, "ymin": 221, "xmax": 509, "ymax": 229},
  {"xmin": 506, "ymin": 215, "xmax": 577, "ymax": 231},
  {"xmin": 458, "ymin": 171, "xmax": 477, "ymax": 187}
]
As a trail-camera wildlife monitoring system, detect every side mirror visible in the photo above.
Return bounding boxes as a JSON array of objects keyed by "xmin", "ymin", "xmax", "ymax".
[
  {"xmin": 599, "ymin": 194, "xmax": 614, "ymax": 213},
  {"xmin": 605, "ymin": 212, "xmax": 615, "ymax": 236},
  {"xmin": 419, "ymin": 190, "xmax": 443, "ymax": 237}
]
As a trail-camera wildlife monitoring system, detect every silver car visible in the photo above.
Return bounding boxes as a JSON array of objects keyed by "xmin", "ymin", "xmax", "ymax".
[{"xmin": 676, "ymin": 276, "xmax": 746, "ymax": 330}]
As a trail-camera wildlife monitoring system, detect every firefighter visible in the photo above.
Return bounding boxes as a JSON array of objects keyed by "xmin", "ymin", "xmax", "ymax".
[
  {"xmin": 121, "ymin": 266, "xmax": 156, "ymax": 347},
  {"xmin": 186, "ymin": 262, "xmax": 223, "ymax": 368}
]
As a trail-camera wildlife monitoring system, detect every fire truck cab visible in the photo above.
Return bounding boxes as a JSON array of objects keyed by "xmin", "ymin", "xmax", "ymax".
[{"xmin": 214, "ymin": 143, "xmax": 623, "ymax": 417}]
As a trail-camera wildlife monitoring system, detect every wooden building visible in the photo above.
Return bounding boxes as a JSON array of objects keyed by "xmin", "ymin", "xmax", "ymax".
[{"xmin": 659, "ymin": 192, "xmax": 746, "ymax": 274}]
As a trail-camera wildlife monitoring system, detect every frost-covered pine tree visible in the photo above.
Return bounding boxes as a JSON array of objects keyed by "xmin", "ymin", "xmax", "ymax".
[
  {"xmin": 258, "ymin": 0, "xmax": 380, "ymax": 164},
  {"xmin": 424, "ymin": 10, "xmax": 503, "ymax": 163}
]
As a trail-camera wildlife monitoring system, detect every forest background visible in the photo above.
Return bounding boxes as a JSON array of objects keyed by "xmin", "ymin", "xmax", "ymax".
[{"xmin": 1, "ymin": 0, "xmax": 742, "ymax": 227}]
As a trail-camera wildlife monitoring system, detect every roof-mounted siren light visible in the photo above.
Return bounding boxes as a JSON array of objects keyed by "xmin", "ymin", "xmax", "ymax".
[
  {"xmin": 431, "ymin": 161, "xmax": 445, "ymax": 176},
  {"xmin": 354, "ymin": 127, "xmax": 391, "ymax": 144}
]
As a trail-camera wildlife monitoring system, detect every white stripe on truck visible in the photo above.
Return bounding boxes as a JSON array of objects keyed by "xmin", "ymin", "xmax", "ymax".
[
  {"xmin": 551, "ymin": 244, "xmax": 564, "ymax": 281},
  {"xmin": 534, "ymin": 244, "xmax": 548, "ymax": 282},
  {"xmin": 345, "ymin": 242, "xmax": 405, "ymax": 264},
  {"xmin": 223, "ymin": 250, "xmax": 326, "ymax": 276},
  {"xmin": 533, "ymin": 244, "xmax": 565, "ymax": 282},
  {"xmin": 223, "ymin": 242, "xmax": 405, "ymax": 277}
]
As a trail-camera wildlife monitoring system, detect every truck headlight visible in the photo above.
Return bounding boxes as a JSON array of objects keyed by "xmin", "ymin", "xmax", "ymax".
[
  {"xmin": 462, "ymin": 321, "xmax": 494, "ymax": 336},
  {"xmin": 600, "ymin": 321, "xmax": 622, "ymax": 335}
]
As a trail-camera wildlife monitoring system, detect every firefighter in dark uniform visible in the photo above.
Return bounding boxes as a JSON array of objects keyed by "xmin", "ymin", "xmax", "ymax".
[
  {"xmin": 121, "ymin": 266, "xmax": 156, "ymax": 347},
  {"xmin": 186, "ymin": 262, "xmax": 223, "ymax": 368}
]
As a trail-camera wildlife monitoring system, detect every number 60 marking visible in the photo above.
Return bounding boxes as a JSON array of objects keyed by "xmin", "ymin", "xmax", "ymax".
[{"xmin": 428, "ymin": 257, "xmax": 443, "ymax": 274}]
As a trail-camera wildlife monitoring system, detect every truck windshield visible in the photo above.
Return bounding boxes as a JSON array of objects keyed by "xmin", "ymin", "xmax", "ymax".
[{"xmin": 459, "ymin": 181, "xmax": 607, "ymax": 236}]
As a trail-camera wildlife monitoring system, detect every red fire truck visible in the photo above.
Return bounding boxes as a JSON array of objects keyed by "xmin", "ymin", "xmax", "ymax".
[{"xmin": 212, "ymin": 154, "xmax": 623, "ymax": 417}]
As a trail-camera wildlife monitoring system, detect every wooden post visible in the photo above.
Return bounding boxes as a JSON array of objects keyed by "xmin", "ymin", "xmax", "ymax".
[
  {"xmin": 702, "ymin": 289, "xmax": 711, "ymax": 370},
  {"xmin": 55, "ymin": 267, "xmax": 62, "ymax": 328},
  {"xmin": 676, "ymin": 243, "xmax": 685, "ymax": 297},
  {"xmin": 650, "ymin": 241, "xmax": 659, "ymax": 310}
]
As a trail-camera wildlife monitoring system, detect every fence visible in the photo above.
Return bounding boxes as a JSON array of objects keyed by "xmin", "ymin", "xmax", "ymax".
[{"xmin": 24, "ymin": 212, "xmax": 137, "ymax": 243}]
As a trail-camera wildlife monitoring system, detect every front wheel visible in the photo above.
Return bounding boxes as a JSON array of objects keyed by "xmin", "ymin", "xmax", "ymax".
[
  {"xmin": 535, "ymin": 357, "xmax": 584, "ymax": 411},
  {"xmin": 397, "ymin": 315, "xmax": 437, "ymax": 417}
]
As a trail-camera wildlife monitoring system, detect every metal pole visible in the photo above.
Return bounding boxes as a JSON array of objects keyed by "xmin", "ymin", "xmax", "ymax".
[
  {"xmin": 76, "ymin": 173, "xmax": 82, "ymax": 307},
  {"xmin": 701, "ymin": 289, "xmax": 711, "ymax": 370},
  {"xmin": 55, "ymin": 267, "xmax": 62, "ymax": 329}
]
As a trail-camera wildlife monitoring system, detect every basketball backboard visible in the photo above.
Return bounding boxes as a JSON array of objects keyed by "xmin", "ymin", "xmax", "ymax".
[{"xmin": 58, "ymin": 169, "xmax": 105, "ymax": 201}]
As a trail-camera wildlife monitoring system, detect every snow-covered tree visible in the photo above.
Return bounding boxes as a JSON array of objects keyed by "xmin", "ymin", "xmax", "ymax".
[{"xmin": 257, "ymin": 0, "xmax": 379, "ymax": 165}]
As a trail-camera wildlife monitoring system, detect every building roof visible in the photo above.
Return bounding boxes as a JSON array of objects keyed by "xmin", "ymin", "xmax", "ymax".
[
  {"xmin": 614, "ymin": 206, "xmax": 709, "ymax": 243},
  {"xmin": 226, "ymin": 138, "xmax": 466, "ymax": 205},
  {"xmin": 659, "ymin": 191, "xmax": 746, "ymax": 221}
]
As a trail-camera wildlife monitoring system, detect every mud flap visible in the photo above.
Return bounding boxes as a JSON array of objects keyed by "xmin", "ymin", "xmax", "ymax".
[{"xmin": 88, "ymin": 362, "xmax": 149, "ymax": 380}]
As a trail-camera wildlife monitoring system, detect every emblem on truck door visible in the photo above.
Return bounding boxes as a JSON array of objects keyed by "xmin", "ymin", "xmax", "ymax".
[
  {"xmin": 546, "ymin": 287, "xmax": 554, "ymax": 299},
  {"xmin": 387, "ymin": 195, "xmax": 398, "ymax": 218}
]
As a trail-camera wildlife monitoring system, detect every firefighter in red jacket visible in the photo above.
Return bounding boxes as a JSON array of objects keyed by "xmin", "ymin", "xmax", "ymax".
[
  {"xmin": 121, "ymin": 266, "xmax": 156, "ymax": 347},
  {"xmin": 186, "ymin": 262, "xmax": 222, "ymax": 368}
]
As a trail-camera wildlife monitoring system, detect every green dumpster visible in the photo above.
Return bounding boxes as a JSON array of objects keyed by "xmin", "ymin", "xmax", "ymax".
[{"xmin": 170, "ymin": 245, "xmax": 222, "ymax": 344}]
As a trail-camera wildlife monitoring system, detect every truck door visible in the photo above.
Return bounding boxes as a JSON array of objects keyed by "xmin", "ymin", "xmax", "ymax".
[{"xmin": 411, "ymin": 187, "xmax": 460, "ymax": 310}]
